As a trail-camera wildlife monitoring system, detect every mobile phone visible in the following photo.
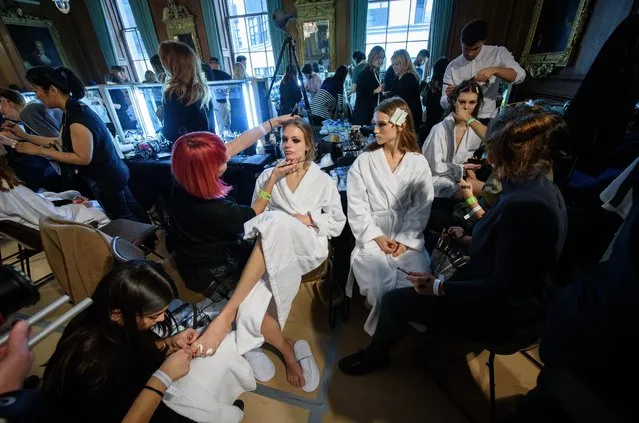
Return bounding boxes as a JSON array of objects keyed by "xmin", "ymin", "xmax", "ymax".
[
  {"xmin": 290, "ymin": 103, "xmax": 300, "ymax": 117},
  {"xmin": 397, "ymin": 267, "xmax": 409, "ymax": 275}
]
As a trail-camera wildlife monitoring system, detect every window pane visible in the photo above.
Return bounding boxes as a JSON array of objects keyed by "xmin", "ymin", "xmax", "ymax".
[
  {"xmin": 115, "ymin": 0, "xmax": 137, "ymax": 29},
  {"xmin": 386, "ymin": 41, "xmax": 408, "ymax": 56},
  {"xmin": 249, "ymin": 51, "xmax": 270, "ymax": 78},
  {"xmin": 406, "ymin": 41, "xmax": 428, "ymax": 59},
  {"xmin": 124, "ymin": 29, "xmax": 147, "ymax": 60},
  {"xmin": 244, "ymin": 0, "xmax": 266, "ymax": 14},
  {"xmin": 229, "ymin": 17, "xmax": 249, "ymax": 53}
]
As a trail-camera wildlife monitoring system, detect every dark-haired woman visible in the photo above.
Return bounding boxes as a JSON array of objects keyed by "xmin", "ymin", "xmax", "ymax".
[
  {"xmin": 279, "ymin": 65, "xmax": 302, "ymax": 115},
  {"xmin": 1, "ymin": 66, "xmax": 146, "ymax": 221},
  {"xmin": 310, "ymin": 65, "xmax": 348, "ymax": 124},
  {"xmin": 42, "ymin": 261, "xmax": 198, "ymax": 422},
  {"xmin": 339, "ymin": 104, "xmax": 568, "ymax": 376},
  {"xmin": 423, "ymin": 79, "xmax": 486, "ymax": 198}
]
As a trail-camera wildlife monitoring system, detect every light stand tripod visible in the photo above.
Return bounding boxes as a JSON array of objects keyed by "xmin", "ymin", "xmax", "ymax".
[{"xmin": 267, "ymin": 35, "xmax": 312, "ymax": 118}]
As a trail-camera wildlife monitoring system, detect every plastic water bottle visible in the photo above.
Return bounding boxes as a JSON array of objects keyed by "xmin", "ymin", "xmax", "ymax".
[{"xmin": 256, "ymin": 139, "xmax": 265, "ymax": 155}]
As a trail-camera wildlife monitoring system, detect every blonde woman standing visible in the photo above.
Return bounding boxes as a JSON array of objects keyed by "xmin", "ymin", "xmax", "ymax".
[
  {"xmin": 159, "ymin": 41, "xmax": 214, "ymax": 142},
  {"xmin": 353, "ymin": 46, "xmax": 385, "ymax": 126},
  {"xmin": 390, "ymin": 49, "xmax": 422, "ymax": 132}
]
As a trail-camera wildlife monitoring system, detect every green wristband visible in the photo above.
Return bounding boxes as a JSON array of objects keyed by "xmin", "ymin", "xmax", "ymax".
[
  {"xmin": 258, "ymin": 190, "xmax": 271, "ymax": 200},
  {"xmin": 466, "ymin": 117, "xmax": 477, "ymax": 126},
  {"xmin": 465, "ymin": 196, "xmax": 478, "ymax": 206}
]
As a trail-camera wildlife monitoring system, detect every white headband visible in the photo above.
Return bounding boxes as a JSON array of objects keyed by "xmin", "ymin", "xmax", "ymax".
[{"xmin": 389, "ymin": 108, "xmax": 408, "ymax": 126}]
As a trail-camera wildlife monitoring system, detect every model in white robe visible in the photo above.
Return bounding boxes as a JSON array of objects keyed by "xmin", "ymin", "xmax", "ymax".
[
  {"xmin": 347, "ymin": 148, "xmax": 434, "ymax": 335},
  {"xmin": 235, "ymin": 161, "xmax": 346, "ymax": 354},
  {"xmin": 423, "ymin": 113, "xmax": 482, "ymax": 198},
  {"xmin": 0, "ymin": 183, "xmax": 109, "ymax": 229}
]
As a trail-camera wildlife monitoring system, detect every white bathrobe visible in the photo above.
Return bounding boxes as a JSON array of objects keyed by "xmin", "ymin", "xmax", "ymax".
[
  {"xmin": 235, "ymin": 161, "xmax": 346, "ymax": 354},
  {"xmin": 347, "ymin": 148, "xmax": 434, "ymax": 335},
  {"xmin": 163, "ymin": 332, "xmax": 256, "ymax": 423},
  {"xmin": 423, "ymin": 113, "xmax": 482, "ymax": 198},
  {"xmin": 0, "ymin": 183, "xmax": 109, "ymax": 229}
]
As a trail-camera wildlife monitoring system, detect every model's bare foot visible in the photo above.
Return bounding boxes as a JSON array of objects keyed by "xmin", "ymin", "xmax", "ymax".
[
  {"xmin": 284, "ymin": 339, "xmax": 305, "ymax": 388},
  {"xmin": 192, "ymin": 314, "xmax": 233, "ymax": 357}
]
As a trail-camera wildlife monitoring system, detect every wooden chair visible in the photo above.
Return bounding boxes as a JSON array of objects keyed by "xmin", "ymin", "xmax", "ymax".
[{"xmin": 300, "ymin": 244, "xmax": 348, "ymax": 328}]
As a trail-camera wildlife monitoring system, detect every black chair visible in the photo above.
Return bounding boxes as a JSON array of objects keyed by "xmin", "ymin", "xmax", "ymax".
[
  {"xmin": 482, "ymin": 324, "xmax": 545, "ymax": 423},
  {"xmin": 0, "ymin": 220, "xmax": 54, "ymax": 286}
]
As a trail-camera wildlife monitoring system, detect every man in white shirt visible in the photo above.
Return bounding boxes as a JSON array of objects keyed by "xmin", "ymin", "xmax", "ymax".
[{"xmin": 440, "ymin": 20, "xmax": 525, "ymax": 122}]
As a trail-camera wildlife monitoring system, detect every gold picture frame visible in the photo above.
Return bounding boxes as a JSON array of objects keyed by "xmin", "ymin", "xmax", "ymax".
[
  {"xmin": 162, "ymin": 0, "xmax": 202, "ymax": 57},
  {"xmin": 520, "ymin": 0, "xmax": 592, "ymax": 78},
  {"xmin": 295, "ymin": 0, "xmax": 335, "ymax": 72},
  {"xmin": 1, "ymin": 9, "xmax": 69, "ymax": 71}
]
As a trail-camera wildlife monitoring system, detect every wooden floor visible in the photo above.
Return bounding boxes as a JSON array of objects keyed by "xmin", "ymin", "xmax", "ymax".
[{"xmin": 10, "ymin": 239, "xmax": 541, "ymax": 423}]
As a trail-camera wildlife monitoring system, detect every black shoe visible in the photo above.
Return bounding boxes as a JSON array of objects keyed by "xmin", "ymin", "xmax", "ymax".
[
  {"xmin": 338, "ymin": 348, "xmax": 389, "ymax": 376},
  {"xmin": 233, "ymin": 399, "xmax": 244, "ymax": 411}
]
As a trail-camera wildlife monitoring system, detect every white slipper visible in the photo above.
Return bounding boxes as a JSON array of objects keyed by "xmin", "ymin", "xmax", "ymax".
[
  {"xmin": 244, "ymin": 348, "xmax": 275, "ymax": 382},
  {"xmin": 294, "ymin": 340, "xmax": 320, "ymax": 392}
]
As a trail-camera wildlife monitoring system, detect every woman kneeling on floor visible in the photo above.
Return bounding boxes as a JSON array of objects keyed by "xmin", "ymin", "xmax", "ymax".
[
  {"xmin": 43, "ymin": 261, "xmax": 254, "ymax": 423},
  {"xmin": 338, "ymin": 103, "xmax": 568, "ymax": 376},
  {"xmin": 193, "ymin": 118, "xmax": 347, "ymax": 393}
]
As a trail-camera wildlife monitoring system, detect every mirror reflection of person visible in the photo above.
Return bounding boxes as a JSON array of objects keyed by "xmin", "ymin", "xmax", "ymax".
[
  {"xmin": 441, "ymin": 19, "xmax": 526, "ymax": 123},
  {"xmin": 24, "ymin": 40, "xmax": 53, "ymax": 68},
  {"xmin": 2, "ymin": 66, "xmax": 147, "ymax": 222}
]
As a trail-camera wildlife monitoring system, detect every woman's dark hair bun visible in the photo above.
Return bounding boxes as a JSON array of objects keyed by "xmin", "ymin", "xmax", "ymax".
[{"xmin": 25, "ymin": 66, "xmax": 85, "ymax": 99}]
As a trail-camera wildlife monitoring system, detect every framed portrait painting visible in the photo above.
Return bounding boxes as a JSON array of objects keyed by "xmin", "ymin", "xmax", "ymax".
[{"xmin": 1, "ymin": 12, "xmax": 69, "ymax": 71}]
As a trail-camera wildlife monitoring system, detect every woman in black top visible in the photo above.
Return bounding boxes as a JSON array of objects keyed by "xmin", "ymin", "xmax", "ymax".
[
  {"xmin": 279, "ymin": 64, "xmax": 302, "ymax": 115},
  {"xmin": 353, "ymin": 46, "xmax": 385, "ymax": 125},
  {"xmin": 339, "ymin": 104, "xmax": 569, "ymax": 376},
  {"xmin": 390, "ymin": 49, "xmax": 422, "ymax": 132},
  {"xmin": 3, "ymin": 66, "xmax": 146, "ymax": 221},
  {"xmin": 159, "ymin": 41, "xmax": 215, "ymax": 142},
  {"xmin": 43, "ymin": 261, "xmax": 197, "ymax": 422},
  {"xmin": 170, "ymin": 115, "xmax": 295, "ymax": 296},
  {"xmin": 422, "ymin": 57, "xmax": 450, "ymax": 135}
]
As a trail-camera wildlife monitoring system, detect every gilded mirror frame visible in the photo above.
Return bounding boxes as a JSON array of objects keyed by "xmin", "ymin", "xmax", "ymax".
[
  {"xmin": 295, "ymin": 0, "xmax": 335, "ymax": 71},
  {"xmin": 162, "ymin": 0, "xmax": 202, "ymax": 57},
  {"xmin": 520, "ymin": 0, "xmax": 592, "ymax": 78}
]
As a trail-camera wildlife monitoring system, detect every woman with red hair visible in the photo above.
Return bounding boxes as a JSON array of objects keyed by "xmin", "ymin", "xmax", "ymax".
[{"xmin": 170, "ymin": 115, "xmax": 294, "ymax": 298}]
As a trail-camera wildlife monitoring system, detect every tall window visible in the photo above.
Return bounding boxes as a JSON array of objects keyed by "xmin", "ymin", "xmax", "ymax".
[
  {"xmin": 224, "ymin": 0, "xmax": 275, "ymax": 77},
  {"xmin": 104, "ymin": 0, "xmax": 152, "ymax": 82},
  {"xmin": 366, "ymin": 0, "xmax": 433, "ymax": 70}
]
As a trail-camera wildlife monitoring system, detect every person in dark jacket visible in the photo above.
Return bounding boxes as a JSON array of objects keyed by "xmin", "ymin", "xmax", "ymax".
[
  {"xmin": 279, "ymin": 65, "xmax": 302, "ymax": 115},
  {"xmin": 353, "ymin": 46, "xmax": 385, "ymax": 125},
  {"xmin": 389, "ymin": 49, "xmax": 422, "ymax": 132},
  {"xmin": 339, "ymin": 103, "xmax": 569, "ymax": 375}
]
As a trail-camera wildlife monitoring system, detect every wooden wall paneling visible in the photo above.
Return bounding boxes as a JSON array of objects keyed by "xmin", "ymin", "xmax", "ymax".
[
  {"xmin": 148, "ymin": 0, "xmax": 211, "ymax": 60},
  {"xmin": 0, "ymin": 0, "xmax": 107, "ymax": 87}
]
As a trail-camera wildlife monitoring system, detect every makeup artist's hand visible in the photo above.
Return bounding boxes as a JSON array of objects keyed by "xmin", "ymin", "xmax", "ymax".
[
  {"xmin": 445, "ymin": 84, "xmax": 457, "ymax": 97},
  {"xmin": 447, "ymin": 226, "xmax": 465, "ymax": 240},
  {"xmin": 406, "ymin": 272, "xmax": 436, "ymax": 296},
  {"xmin": 1, "ymin": 121, "xmax": 27, "ymax": 140},
  {"xmin": 374, "ymin": 236, "xmax": 397, "ymax": 254},
  {"xmin": 475, "ymin": 67, "xmax": 495, "ymax": 83},
  {"xmin": 272, "ymin": 114, "xmax": 298, "ymax": 127},
  {"xmin": 373, "ymin": 84, "xmax": 384, "ymax": 94},
  {"xmin": 463, "ymin": 163, "xmax": 481, "ymax": 171},
  {"xmin": 166, "ymin": 328, "xmax": 199, "ymax": 352},
  {"xmin": 391, "ymin": 242, "xmax": 408, "ymax": 257},
  {"xmin": 0, "ymin": 321, "xmax": 33, "ymax": 395},
  {"xmin": 158, "ymin": 349, "xmax": 192, "ymax": 382},
  {"xmin": 15, "ymin": 142, "xmax": 41, "ymax": 156}
]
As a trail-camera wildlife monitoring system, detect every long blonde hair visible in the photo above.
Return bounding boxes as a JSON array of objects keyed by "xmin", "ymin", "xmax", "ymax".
[
  {"xmin": 233, "ymin": 62, "xmax": 247, "ymax": 80},
  {"xmin": 391, "ymin": 49, "xmax": 418, "ymax": 80},
  {"xmin": 367, "ymin": 46, "xmax": 385, "ymax": 71},
  {"xmin": 158, "ymin": 41, "xmax": 211, "ymax": 107}
]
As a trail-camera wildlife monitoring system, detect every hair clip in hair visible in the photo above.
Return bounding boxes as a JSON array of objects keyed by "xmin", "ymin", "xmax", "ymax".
[
  {"xmin": 389, "ymin": 108, "xmax": 408, "ymax": 126},
  {"xmin": 475, "ymin": 86, "xmax": 480, "ymax": 94}
]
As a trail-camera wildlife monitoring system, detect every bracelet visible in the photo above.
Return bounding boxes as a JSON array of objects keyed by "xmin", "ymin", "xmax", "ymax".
[
  {"xmin": 143, "ymin": 385, "xmax": 164, "ymax": 397},
  {"xmin": 463, "ymin": 205, "xmax": 483, "ymax": 221},
  {"xmin": 267, "ymin": 119, "xmax": 274, "ymax": 132},
  {"xmin": 151, "ymin": 370, "xmax": 173, "ymax": 388},
  {"xmin": 258, "ymin": 190, "xmax": 272, "ymax": 200},
  {"xmin": 258, "ymin": 123, "xmax": 268, "ymax": 136},
  {"xmin": 466, "ymin": 117, "xmax": 477, "ymax": 126},
  {"xmin": 465, "ymin": 196, "xmax": 478, "ymax": 206}
]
